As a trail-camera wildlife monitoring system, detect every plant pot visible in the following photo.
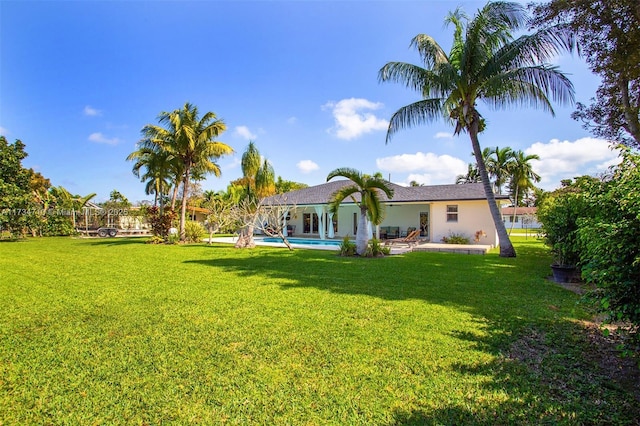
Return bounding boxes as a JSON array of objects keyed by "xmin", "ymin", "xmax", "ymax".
[{"xmin": 551, "ymin": 264, "xmax": 577, "ymax": 283}]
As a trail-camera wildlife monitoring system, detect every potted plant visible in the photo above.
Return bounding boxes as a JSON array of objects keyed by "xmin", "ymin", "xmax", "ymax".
[{"xmin": 537, "ymin": 179, "xmax": 592, "ymax": 283}]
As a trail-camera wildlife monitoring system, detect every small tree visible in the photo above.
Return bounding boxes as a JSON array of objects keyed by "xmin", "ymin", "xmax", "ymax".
[
  {"xmin": 327, "ymin": 168, "xmax": 394, "ymax": 256},
  {"xmin": 202, "ymin": 196, "xmax": 237, "ymax": 244},
  {"xmin": 254, "ymin": 195, "xmax": 296, "ymax": 251}
]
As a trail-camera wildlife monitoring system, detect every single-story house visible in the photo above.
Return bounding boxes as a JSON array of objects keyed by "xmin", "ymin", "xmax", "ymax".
[
  {"xmin": 263, "ymin": 181, "xmax": 509, "ymax": 247},
  {"xmin": 501, "ymin": 206, "xmax": 541, "ymax": 229}
]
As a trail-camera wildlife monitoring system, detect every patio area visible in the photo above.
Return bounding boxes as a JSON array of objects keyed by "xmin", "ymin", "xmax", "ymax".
[{"xmin": 208, "ymin": 236, "xmax": 492, "ymax": 255}]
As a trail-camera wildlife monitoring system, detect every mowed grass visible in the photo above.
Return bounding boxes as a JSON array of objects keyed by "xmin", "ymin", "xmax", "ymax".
[{"xmin": 0, "ymin": 237, "xmax": 637, "ymax": 424}]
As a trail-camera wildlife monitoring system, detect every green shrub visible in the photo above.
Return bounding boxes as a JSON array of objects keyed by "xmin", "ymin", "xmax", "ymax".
[
  {"xmin": 145, "ymin": 206, "xmax": 176, "ymax": 238},
  {"xmin": 537, "ymin": 177, "xmax": 596, "ymax": 267},
  {"xmin": 184, "ymin": 221, "xmax": 205, "ymax": 243},
  {"xmin": 574, "ymin": 149, "xmax": 640, "ymax": 341},
  {"xmin": 146, "ymin": 235, "xmax": 165, "ymax": 244},
  {"xmin": 441, "ymin": 232, "xmax": 470, "ymax": 245},
  {"xmin": 339, "ymin": 235, "xmax": 356, "ymax": 256},
  {"xmin": 365, "ymin": 238, "xmax": 390, "ymax": 257}
]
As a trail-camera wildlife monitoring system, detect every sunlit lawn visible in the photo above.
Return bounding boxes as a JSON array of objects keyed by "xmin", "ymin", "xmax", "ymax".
[{"xmin": 0, "ymin": 236, "xmax": 637, "ymax": 424}]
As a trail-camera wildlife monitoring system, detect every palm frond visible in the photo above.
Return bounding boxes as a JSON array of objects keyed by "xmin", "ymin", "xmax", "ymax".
[
  {"xmin": 386, "ymin": 99, "xmax": 444, "ymax": 143},
  {"xmin": 326, "ymin": 167, "xmax": 364, "ymax": 186},
  {"xmin": 328, "ymin": 186, "xmax": 361, "ymax": 214}
]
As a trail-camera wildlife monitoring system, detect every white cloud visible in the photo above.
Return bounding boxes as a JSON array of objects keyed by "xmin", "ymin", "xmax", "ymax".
[
  {"xmin": 435, "ymin": 131, "xmax": 453, "ymax": 140},
  {"xmin": 83, "ymin": 105, "xmax": 102, "ymax": 116},
  {"xmin": 88, "ymin": 132, "xmax": 121, "ymax": 145},
  {"xmin": 323, "ymin": 98, "xmax": 388, "ymax": 140},
  {"xmin": 287, "ymin": 116, "xmax": 297, "ymax": 125},
  {"xmin": 234, "ymin": 125, "xmax": 257, "ymax": 140},
  {"xmin": 297, "ymin": 160, "xmax": 319, "ymax": 174},
  {"xmin": 0, "ymin": 126, "xmax": 7, "ymax": 135},
  {"xmin": 376, "ymin": 152, "xmax": 468, "ymax": 184},
  {"xmin": 525, "ymin": 137, "xmax": 621, "ymax": 189}
]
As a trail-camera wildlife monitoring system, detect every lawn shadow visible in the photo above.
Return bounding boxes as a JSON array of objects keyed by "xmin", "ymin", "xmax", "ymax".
[
  {"xmin": 185, "ymin": 242, "xmax": 640, "ymax": 422},
  {"xmin": 84, "ymin": 237, "xmax": 149, "ymax": 246}
]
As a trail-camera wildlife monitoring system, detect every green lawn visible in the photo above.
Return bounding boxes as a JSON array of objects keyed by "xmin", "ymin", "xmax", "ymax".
[{"xmin": 0, "ymin": 237, "xmax": 637, "ymax": 424}]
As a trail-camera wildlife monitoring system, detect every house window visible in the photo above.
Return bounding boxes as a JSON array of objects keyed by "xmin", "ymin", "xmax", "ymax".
[{"xmin": 446, "ymin": 205, "xmax": 458, "ymax": 222}]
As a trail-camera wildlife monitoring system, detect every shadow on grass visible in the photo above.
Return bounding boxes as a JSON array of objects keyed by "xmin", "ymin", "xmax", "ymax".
[
  {"xmin": 85, "ymin": 237, "xmax": 149, "ymax": 246},
  {"xmin": 185, "ymin": 241, "xmax": 639, "ymax": 423}
]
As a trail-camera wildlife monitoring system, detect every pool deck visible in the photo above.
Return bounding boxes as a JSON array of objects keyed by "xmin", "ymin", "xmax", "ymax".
[{"xmin": 207, "ymin": 236, "xmax": 492, "ymax": 255}]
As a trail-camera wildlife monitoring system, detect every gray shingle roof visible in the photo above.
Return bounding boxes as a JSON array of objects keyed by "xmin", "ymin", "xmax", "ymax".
[{"xmin": 264, "ymin": 181, "xmax": 508, "ymax": 206}]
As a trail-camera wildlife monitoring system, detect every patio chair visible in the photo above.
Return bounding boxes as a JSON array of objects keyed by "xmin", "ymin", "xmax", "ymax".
[{"xmin": 384, "ymin": 229, "xmax": 421, "ymax": 246}]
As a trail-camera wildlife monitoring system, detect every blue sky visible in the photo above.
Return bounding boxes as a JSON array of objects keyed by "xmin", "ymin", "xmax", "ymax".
[{"xmin": 1, "ymin": 0, "xmax": 620, "ymax": 204}]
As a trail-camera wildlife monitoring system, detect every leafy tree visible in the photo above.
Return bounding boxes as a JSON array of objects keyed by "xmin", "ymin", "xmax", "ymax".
[
  {"xmin": 274, "ymin": 176, "xmax": 308, "ymax": 194},
  {"xmin": 0, "ymin": 137, "xmax": 35, "ymax": 237},
  {"xmin": 379, "ymin": 1, "xmax": 574, "ymax": 257},
  {"xmin": 532, "ymin": 0, "xmax": 640, "ymax": 148},
  {"xmin": 201, "ymin": 195, "xmax": 237, "ymax": 244},
  {"xmin": 140, "ymin": 102, "xmax": 233, "ymax": 241},
  {"xmin": 327, "ymin": 168, "xmax": 394, "ymax": 256}
]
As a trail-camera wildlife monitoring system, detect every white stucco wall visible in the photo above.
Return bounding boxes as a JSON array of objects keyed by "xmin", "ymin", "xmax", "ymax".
[{"xmin": 287, "ymin": 200, "xmax": 499, "ymax": 246}]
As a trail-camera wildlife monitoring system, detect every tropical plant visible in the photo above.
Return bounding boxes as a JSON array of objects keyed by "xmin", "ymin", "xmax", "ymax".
[
  {"xmin": 455, "ymin": 163, "xmax": 481, "ymax": 184},
  {"xmin": 234, "ymin": 143, "xmax": 277, "ymax": 247},
  {"xmin": 365, "ymin": 238, "xmax": 390, "ymax": 257},
  {"xmin": 184, "ymin": 220, "xmax": 205, "ymax": 243},
  {"xmin": 378, "ymin": 1, "xmax": 575, "ymax": 257},
  {"xmin": 507, "ymin": 150, "xmax": 541, "ymax": 232},
  {"xmin": 327, "ymin": 168, "xmax": 394, "ymax": 256},
  {"xmin": 127, "ymin": 145, "xmax": 173, "ymax": 209},
  {"xmin": 339, "ymin": 235, "xmax": 357, "ymax": 256},
  {"xmin": 139, "ymin": 102, "xmax": 233, "ymax": 241},
  {"xmin": 485, "ymin": 146, "xmax": 514, "ymax": 194}
]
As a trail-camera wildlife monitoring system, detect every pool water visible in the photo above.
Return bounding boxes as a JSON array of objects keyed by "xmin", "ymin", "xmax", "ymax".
[{"xmin": 262, "ymin": 237, "xmax": 342, "ymax": 247}]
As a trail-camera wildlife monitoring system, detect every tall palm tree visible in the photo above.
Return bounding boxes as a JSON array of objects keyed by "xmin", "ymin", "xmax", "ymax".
[
  {"xmin": 140, "ymin": 102, "xmax": 233, "ymax": 241},
  {"xmin": 127, "ymin": 146, "xmax": 173, "ymax": 209},
  {"xmin": 327, "ymin": 168, "xmax": 394, "ymax": 256},
  {"xmin": 486, "ymin": 146, "xmax": 514, "ymax": 194},
  {"xmin": 507, "ymin": 150, "xmax": 541, "ymax": 231},
  {"xmin": 379, "ymin": 1, "xmax": 574, "ymax": 257}
]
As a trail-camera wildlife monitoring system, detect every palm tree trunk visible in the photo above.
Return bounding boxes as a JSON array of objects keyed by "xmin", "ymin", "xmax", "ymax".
[
  {"xmin": 510, "ymin": 185, "xmax": 519, "ymax": 235},
  {"xmin": 170, "ymin": 183, "xmax": 179, "ymax": 210},
  {"xmin": 469, "ymin": 127, "xmax": 516, "ymax": 257},
  {"xmin": 179, "ymin": 167, "xmax": 190, "ymax": 241},
  {"xmin": 355, "ymin": 206, "xmax": 369, "ymax": 256}
]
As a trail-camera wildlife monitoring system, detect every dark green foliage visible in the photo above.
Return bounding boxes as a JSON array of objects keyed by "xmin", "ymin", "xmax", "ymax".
[
  {"xmin": 339, "ymin": 235, "xmax": 356, "ymax": 256},
  {"xmin": 532, "ymin": 0, "xmax": 640, "ymax": 148},
  {"xmin": 365, "ymin": 238, "xmax": 390, "ymax": 257},
  {"xmin": 576, "ymin": 149, "xmax": 640, "ymax": 334},
  {"xmin": 145, "ymin": 206, "xmax": 176, "ymax": 238},
  {"xmin": 537, "ymin": 176, "xmax": 597, "ymax": 267},
  {"xmin": 0, "ymin": 137, "xmax": 32, "ymax": 237}
]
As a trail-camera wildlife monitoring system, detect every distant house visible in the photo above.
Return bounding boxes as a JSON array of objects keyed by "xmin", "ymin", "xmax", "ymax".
[
  {"xmin": 501, "ymin": 206, "xmax": 541, "ymax": 229},
  {"xmin": 264, "ymin": 181, "xmax": 509, "ymax": 246}
]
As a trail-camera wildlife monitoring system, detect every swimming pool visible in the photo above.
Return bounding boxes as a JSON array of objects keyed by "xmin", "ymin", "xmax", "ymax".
[{"xmin": 261, "ymin": 237, "xmax": 342, "ymax": 247}]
